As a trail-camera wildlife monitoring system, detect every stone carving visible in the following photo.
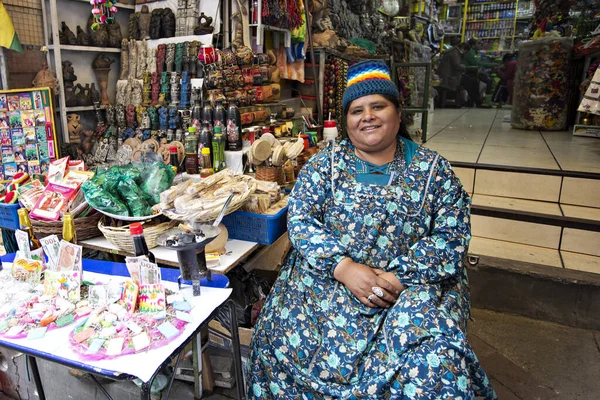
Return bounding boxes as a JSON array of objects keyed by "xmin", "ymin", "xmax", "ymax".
[
  {"xmin": 141, "ymin": 109, "xmax": 151, "ymax": 130},
  {"xmin": 194, "ymin": 12, "xmax": 214, "ymax": 35},
  {"xmin": 165, "ymin": 43, "xmax": 175, "ymax": 73},
  {"xmin": 156, "ymin": 44, "xmax": 166, "ymax": 74},
  {"xmin": 62, "ymin": 60, "xmax": 77, "ymax": 107},
  {"xmin": 142, "ymin": 72, "xmax": 152, "ymax": 106},
  {"xmin": 147, "ymin": 106, "xmax": 158, "ymax": 130},
  {"xmin": 128, "ymin": 39, "xmax": 137, "ymax": 80},
  {"xmin": 60, "ymin": 22, "xmax": 76, "ymax": 45},
  {"xmin": 136, "ymin": 40, "xmax": 147, "ymax": 79},
  {"xmin": 151, "ymin": 72, "xmax": 160, "ymax": 106},
  {"xmin": 189, "ymin": 41, "xmax": 200, "ymax": 77},
  {"xmin": 76, "ymin": 26, "xmax": 89, "ymax": 46},
  {"xmin": 106, "ymin": 104, "xmax": 116, "ymax": 127},
  {"xmin": 93, "ymin": 54, "xmax": 114, "ymax": 105},
  {"xmin": 182, "ymin": 41, "xmax": 190, "ymax": 73},
  {"xmin": 175, "ymin": 42, "xmax": 184, "ymax": 74},
  {"xmin": 161, "ymin": 8, "xmax": 176, "ymax": 38},
  {"xmin": 67, "ymin": 114, "xmax": 82, "ymax": 144},
  {"xmin": 126, "ymin": 104, "xmax": 136, "ymax": 127},
  {"xmin": 136, "ymin": 106, "xmax": 145, "ymax": 127},
  {"xmin": 160, "ymin": 72, "xmax": 169, "ymax": 105},
  {"xmin": 120, "ymin": 38, "xmax": 129, "ymax": 80},
  {"xmin": 92, "ymin": 53, "xmax": 114, "ymax": 69},
  {"xmin": 87, "ymin": 15, "xmax": 108, "ymax": 47},
  {"xmin": 170, "ymin": 72, "xmax": 180, "ymax": 106},
  {"xmin": 138, "ymin": 5, "xmax": 151, "ymax": 39},
  {"xmin": 32, "ymin": 61, "xmax": 59, "ymax": 94},
  {"xmin": 116, "ymin": 80, "xmax": 128, "ymax": 105},
  {"xmin": 158, "ymin": 107, "xmax": 168, "ymax": 130},
  {"xmin": 107, "ymin": 21, "xmax": 123, "ymax": 48},
  {"xmin": 168, "ymin": 106, "xmax": 179, "ymax": 129},
  {"xmin": 180, "ymin": 72, "xmax": 191, "ymax": 109},
  {"xmin": 74, "ymin": 84, "xmax": 91, "ymax": 106},
  {"xmin": 90, "ymin": 83, "xmax": 100, "ymax": 103},
  {"xmin": 131, "ymin": 79, "xmax": 143, "ymax": 106},
  {"xmin": 150, "ymin": 9, "xmax": 163, "ymax": 39},
  {"xmin": 147, "ymin": 47, "xmax": 157, "ymax": 74},
  {"xmin": 128, "ymin": 13, "xmax": 139, "ymax": 40}
]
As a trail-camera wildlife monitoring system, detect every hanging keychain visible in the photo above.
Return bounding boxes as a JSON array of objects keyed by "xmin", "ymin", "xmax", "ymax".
[{"xmin": 90, "ymin": 0, "xmax": 118, "ymax": 29}]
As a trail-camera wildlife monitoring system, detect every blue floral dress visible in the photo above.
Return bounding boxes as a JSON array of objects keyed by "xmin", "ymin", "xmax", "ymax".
[{"xmin": 246, "ymin": 137, "xmax": 497, "ymax": 399}]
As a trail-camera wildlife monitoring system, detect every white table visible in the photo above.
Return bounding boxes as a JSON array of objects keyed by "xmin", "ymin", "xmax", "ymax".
[
  {"xmin": 0, "ymin": 259, "xmax": 245, "ymax": 400},
  {"xmin": 80, "ymin": 236, "xmax": 261, "ymax": 274}
]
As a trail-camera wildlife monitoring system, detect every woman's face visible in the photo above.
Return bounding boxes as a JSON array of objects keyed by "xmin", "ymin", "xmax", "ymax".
[{"xmin": 346, "ymin": 94, "xmax": 400, "ymax": 153}]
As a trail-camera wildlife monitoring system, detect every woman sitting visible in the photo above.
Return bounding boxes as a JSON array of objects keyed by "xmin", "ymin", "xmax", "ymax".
[{"xmin": 247, "ymin": 60, "xmax": 496, "ymax": 399}]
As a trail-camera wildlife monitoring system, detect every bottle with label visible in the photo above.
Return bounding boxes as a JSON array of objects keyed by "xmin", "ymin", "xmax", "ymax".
[
  {"xmin": 199, "ymin": 147, "xmax": 215, "ymax": 178},
  {"xmin": 129, "ymin": 223, "xmax": 156, "ymax": 263},
  {"xmin": 62, "ymin": 212, "xmax": 77, "ymax": 244},
  {"xmin": 170, "ymin": 145, "xmax": 179, "ymax": 173},
  {"xmin": 212, "ymin": 125, "xmax": 226, "ymax": 172},
  {"xmin": 184, "ymin": 126, "xmax": 198, "ymax": 174},
  {"xmin": 226, "ymin": 101, "xmax": 243, "ymax": 151},
  {"xmin": 213, "ymin": 100, "xmax": 226, "ymax": 130},
  {"xmin": 198, "ymin": 123, "xmax": 213, "ymax": 168},
  {"xmin": 323, "ymin": 120, "xmax": 339, "ymax": 142},
  {"xmin": 191, "ymin": 96, "xmax": 202, "ymax": 130},
  {"xmin": 17, "ymin": 208, "xmax": 41, "ymax": 249},
  {"xmin": 202, "ymin": 99, "xmax": 214, "ymax": 129}
]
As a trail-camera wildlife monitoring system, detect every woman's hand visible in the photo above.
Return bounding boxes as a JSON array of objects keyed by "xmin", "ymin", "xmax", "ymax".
[
  {"xmin": 374, "ymin": 270, "xmax": 405, "ymax": 295},
  {"xmin": 333, "ymin": 258, "xmax": 400, "ymax": 308}
]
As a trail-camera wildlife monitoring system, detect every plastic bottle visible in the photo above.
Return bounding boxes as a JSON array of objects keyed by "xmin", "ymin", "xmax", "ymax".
[
  {"xmin": 198, "ymin": 123, "xmax": 213, "ymax": 168},
  {"xmin": 170, "ymin": 145, "xmax": 179, "ymax": 173},
  {"xmin": 213, "ymin": 100, "xmax": 226, "ymax": 130},
  {"xmin": 185, "ymin": 126, "xmax": 198, "ymax": 174},
  {"xmin": 226, "ymin": 101, "xmax": 243, "ymax": 151},
  {"xmin": 199, "ymin": 147, "xmax": 215, "ymax": 178},
  {"xmin": 212, "ymin": 125, "xmax": 226, "ymax": 172},
  {"xmin": 130, "ymin": 223, "xmax": 156, "ymax": 263},
  {"xmin": 323, "ymin": 120, "xmax": 339, "ymax": 142},
  {"xmin": 202, "ymin": 99, "xmax": 214, "ymax": 129},
  {"xmin": 17, "ymin": 208, "xmax": 41, "ymax": 249},
  {"xmin": 62, "ymin": 212, "xmax": 77, "ymax": 244}
]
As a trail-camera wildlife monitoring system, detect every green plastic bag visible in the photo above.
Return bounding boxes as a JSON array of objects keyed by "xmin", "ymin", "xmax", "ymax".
[
  {"xmin": 82, "ymin": 180, "xmax": 129, "ymax": 216},
  {"xmin": 139, "ymin": 162, "xmax": 175, "ymax": 205},
  {"xmin": 117, "ymin": 178, "xmax": 152, "ymax": 217}
]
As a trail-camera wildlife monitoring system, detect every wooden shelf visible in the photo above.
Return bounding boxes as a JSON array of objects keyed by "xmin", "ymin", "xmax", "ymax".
[{"xmin": 48, "ymin": 44, "xmax": 121, "ymax": 53}]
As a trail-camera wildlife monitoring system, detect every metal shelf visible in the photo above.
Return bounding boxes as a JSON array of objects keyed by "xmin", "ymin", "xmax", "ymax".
[
  {"xmin": 57, "ymin": 105, "xmax": 107, "ymax": 112},
  {"xmin": 48, "ymin": 44, "xmax": 121, "ymax": 53},
  {"xmin": 467, "ymin": 18, "xmax": 514, "ymax": 22}
]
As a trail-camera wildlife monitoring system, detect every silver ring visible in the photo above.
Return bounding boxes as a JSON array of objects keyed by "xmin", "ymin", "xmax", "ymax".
[
  {"xmin": 367, "ymin": 294, "xmax": 376, "ymax": 303},
  {"xmin": 372, "ymin": 286, "xmax": 384, "ymax": 298}
]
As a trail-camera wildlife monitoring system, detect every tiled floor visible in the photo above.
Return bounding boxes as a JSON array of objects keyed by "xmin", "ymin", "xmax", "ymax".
[
  {"xmin": 421, "ymin": 108, "xmax": 600, "ymax": 172},
  {"xmin": 421, "ymin": 107, "xmax": 600, "ymax": 274}
]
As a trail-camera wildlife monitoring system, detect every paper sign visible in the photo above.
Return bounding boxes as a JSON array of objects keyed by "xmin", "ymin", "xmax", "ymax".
[
  {"xmin": 166, "ymin": 294, "xmax": 184, "ymax": 304},
  {"xmin": 119, "ymin": 280, "xmax": 138, "ymax": 313},
  {"xmin": 73, "ymin": 327, "xmax": 95, "ymax": 343},
  {"xmin": 40, "ymin": 235, "xmax": 60, "ymax": 269},
  {"xmin": 5, "ymin": 325, "xmax": 24, "ymax": 336},
  {"xmin": 157, "ymin": 321, "xmax": 179, "ymax": 339},
  {"xmin": 56, "ymin": 240, "xmax": 82, "ymax": 272},
  {"xmin": 27, "ymin": 327, "xmax": 47, "ymax": 340},
  {"xmin": 86, "ymin": 338, "xmax": 105, "ymax": 354},
  {"xmin": 106, "ymin": 337, "xmax": 125, "ymax": 356},
  {"xmin": 43, "ymin": 269, "xmax": 81, "ymax": 302},
  {"xmin": 88, "ymin": 285, "xmax": 107, "ymax": 308},
  {"xmin": 55, "ymin": 313, "xmax": 75, "ymax": 327},
  {"xmin": 0, "ymin": 320, "xmax": 8, "ymax": 332},
  {"xmin": 140, "ymin": 261, "xmax": 161, "ymax": 285},
  {"xmin": 138, "ymin": 284, "xmax": 166, "ymax": 313},
  {"xmin": 127, "ymin": 322, "xmax": 142, "ymax": 335},
  {"xmin": 175, "ymin": 311, "xmax": 193, "ymax": 323},
  {"xmin": 125, "ymin": 256, "xmax": 146, "ymax": 285},
  {"xmin": 75, "ymin": 307, "xmax": 92, "ymax": 318},
  {"xmin": 172, "ymin": 301, "xmax": 191, "ymax": 312},
  {"xmin": 15, "ymin": 230, "xmax": 31, "ymax": 259},
  {"xmin": 132, "ymin": 332, "xmax": 150, "ymax": 351}
]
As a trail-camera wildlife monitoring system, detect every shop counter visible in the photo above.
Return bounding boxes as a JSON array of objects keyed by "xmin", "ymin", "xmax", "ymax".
[
  {"xmin": 80, "ymin": 236, "xmax": 261, "ymax": 274},
  {"xmin": 0, "ymin": 255, "xmax": 245, "ymax": 400}
]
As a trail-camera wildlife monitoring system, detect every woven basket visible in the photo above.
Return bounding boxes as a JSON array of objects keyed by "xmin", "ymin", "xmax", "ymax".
[
  {"xmin": 256, "ymin": 165, "xmax": 285, "ymax": 185},
  {"xmin": 31, "ymin": 213, "xmax": 102, "ymax": 241},
  {"xmin": 98, "ymin": 218, "xmax": 176, "ymax": 252}
]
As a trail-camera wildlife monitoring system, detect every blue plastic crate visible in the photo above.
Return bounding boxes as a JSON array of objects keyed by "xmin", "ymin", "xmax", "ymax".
[
  {"xmin": 0, "ymin": 203, "xmax": 21, "ymax": 230},
  {"xmin": 222, "ymin": 206, "xmax": 288, "ymax": 245}
]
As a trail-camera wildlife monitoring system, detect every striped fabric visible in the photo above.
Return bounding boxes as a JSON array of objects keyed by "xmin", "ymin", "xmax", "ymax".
[
  {"xmin": 342, "ymin": 60, "xmax": 400, "ymax": 110},
  {"xmin": 347, "ymin": 64, "xmax": 392, "ymax": 88}
]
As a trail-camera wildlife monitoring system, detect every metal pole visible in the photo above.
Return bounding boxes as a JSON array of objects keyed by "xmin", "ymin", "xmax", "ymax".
[
  {"xmin": 27, "ymin": 356, "xmax": 46, "ymax": 400},
  {"xmin": 228, "ymin": 300, "xmax": 245, "ymax": 399},
  {"xmin": 162, "ymin": 351, "xmax": 184, "ymax": 400},
  {"xmin": 0, "ymin": 48, "xmax": 8, "ymax": 90}
]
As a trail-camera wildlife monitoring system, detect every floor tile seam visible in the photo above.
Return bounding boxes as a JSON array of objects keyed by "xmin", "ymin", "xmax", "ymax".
[
  {"xmin": 425, "ymin": 108, "xmax": 471, "ymax": 142},
  {"xmin": 475, "ymin": 109, "xmax": 499, "ymax": 164},
  {"xmin": 539, "ymin": 130, "xmax": 563, "ymax": 171},
  {"xmin": 470, "ymin": 235, "xmax": 562, "ymax": 251}
]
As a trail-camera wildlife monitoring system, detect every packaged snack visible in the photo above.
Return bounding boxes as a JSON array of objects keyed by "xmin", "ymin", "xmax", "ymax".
[
  {"xmin": 61, "ymin": 170, "xmax": 94, "ymax": 189},
  {"xmin": 48, "ymin": 156, "xmax": 69, "ymax": 183},
  {"xmin": 68, "ymin": 160, "xmax": 85, "ymax": 171},
  {"xmin": 81, "ymin": 180, "xmax": 129, "ymax": 216},
  {"xmin": 117, "ymin": 177, "xmax": 152, "ymax": 217},
  {"xmin": 30, "ymin": 183, "xmax": 77, "ymax": 221},
  {"xmin": 17, "ymin": 179, "xmax": 44, "ymax": 210}
]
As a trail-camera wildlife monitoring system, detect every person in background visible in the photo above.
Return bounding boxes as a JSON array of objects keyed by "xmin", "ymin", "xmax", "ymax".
[
  {"xmin": 247, "ymin": 60, "xmax": 496, "ymax": 399},
  {"xmin": 500, "ymin": 52, "xmax": 518, "ymax": 105},
  {"xmin": 437, "ymin": 38, "xmax": 467, "ymax": 105},
  {"xmin": 462, "ymin": 38, "xmax": 493, "ymax": 107}
]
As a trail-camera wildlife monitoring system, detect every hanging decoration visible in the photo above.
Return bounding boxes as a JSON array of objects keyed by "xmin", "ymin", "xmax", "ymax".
[{"xmin": 90, "ymin": 0, "xmax": 118, "ymax": 29}]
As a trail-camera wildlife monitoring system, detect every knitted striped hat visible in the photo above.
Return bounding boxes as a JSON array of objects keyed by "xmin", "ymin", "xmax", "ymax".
[{"xmin": 342, "ymin": 60, "xmax": 400, "ymax": 111}]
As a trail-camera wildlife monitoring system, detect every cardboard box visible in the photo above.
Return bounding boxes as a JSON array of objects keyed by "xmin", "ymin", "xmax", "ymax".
[{"xmin": 208, "ymin": 320, "xmax": 252, "ymax": 357}]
